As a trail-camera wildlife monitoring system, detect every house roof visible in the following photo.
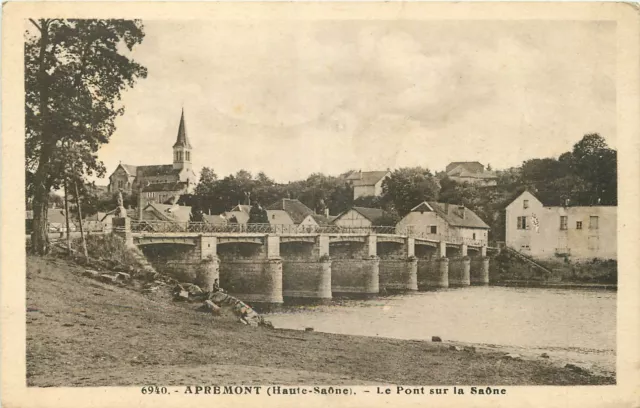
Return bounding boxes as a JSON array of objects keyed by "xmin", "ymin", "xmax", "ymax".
[
  {"xmin": 351, "ymin": 206, "xmax": 387, "ymax": 222},
  {"xmin": 446, "ymin": 161, "xmax": 484, "ymax": 174},
  {"xmin": 143, "ymin": 203, "xmax": 192, "ymax": 223},
  {"xmin": 101, "ymin": 208, "xmax": 138, "ymax": 221},
  {"xmin": 266, "ymin": 198, "xmax": 315, "ymax": 224},
  {"xmin": 425, "ymin": 201, "xmax": 490, "ymax": 229},
  {"xmin": 311, "ymin": 214, "xmax": 332, "ymax": 226},
  {"xmin": 136, "ymin": 164, "xmax": 182, "ymax": 178},
  {"xmin": 142, "ymin": 181, "xmax": 188, "ymax": 192},
  {"xmin": 224, "ymin": 211, "xmax": 250, "ymax": 225},
  {"xmin": 346, "ymin": 171, "xmax": 390, "ymax": 187},
  {"xmin": 84, "ymin": 212, "xmax": 107, "ymax": 221},
  {"xmin": 173, "ymin": 109, "xmax": 193, "ymax": 149},
  {"xmin": 267, "ymin": 210, "xmax": 295, "ymax": 225},
  {"xmin": 203, "ymin": 214, "xmax": 227, "ymax": 225},
  {"xmin": 230, "ymin": 204, "xmax": 251, "ymax": 213}
]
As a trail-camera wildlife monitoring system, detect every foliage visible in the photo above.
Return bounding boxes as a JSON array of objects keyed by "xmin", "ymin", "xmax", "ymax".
[
  {"xmin": 71, "ymin": 233, "xmax": 146, "ymax": 269},
  {"xmin": 26, "ymin": 19, "xmax": 147, "ymax": 254},
  {"xmin": 248, "ymin": 203, "xmax": 269, "ymax": 224},
  {"xmin": 381, "ymin": 167, "xmax": 439, "ymax": 216}
]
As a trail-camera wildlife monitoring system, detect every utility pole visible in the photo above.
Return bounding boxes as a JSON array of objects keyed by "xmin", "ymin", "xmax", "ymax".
[{"xmin": 63, "ymin": 176, "xmax": 72, "ymax": 253}]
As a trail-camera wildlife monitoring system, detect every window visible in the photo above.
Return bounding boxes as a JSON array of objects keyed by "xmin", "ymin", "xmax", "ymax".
[
  {"xmin": 430, "ymin": 226, "xmax": 437, "ymax": 234},
  {"xmin": 517, "ymin": 216, "xmax": 528, "ymax": 230},
  {"xmin": 576, "ymin": 221, "xmax": 582, "ymax": 230},
  {"xmin": 472, "ymin": 233, "xmax": 476, "ymax": 240},
  {"xmin": 523, "ymin": 200, "xmax": 529, "ymax": 209},
  {"xmin": 117, "ymin": 180, "xmax": 124, "ymax": 189},
  {"xmin": 560, "ymin": 216, "xmax": 568, "ymax": 230},
  {"xmin": 590, "ymin": 216, "xmax": 599, "ymax": 230}
]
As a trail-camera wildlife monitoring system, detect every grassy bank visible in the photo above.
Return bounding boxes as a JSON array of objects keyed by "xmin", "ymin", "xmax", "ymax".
[{"xmin": 25, "ymin": 255, "xmax": 615, "ymax": 386}]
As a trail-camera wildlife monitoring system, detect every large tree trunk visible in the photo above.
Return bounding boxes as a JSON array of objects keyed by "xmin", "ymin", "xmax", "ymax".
[{"xmin": 29, "ymin": 19, "xmax": 54, "ymax": 255}]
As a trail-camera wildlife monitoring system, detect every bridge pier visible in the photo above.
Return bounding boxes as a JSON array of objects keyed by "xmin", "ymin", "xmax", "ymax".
[
  {"xmin": 281, "ymin": 235, "xmax": 332, "ymax": 301},
  {"xmin": 415, "ymin": 242, "xmax": 449, "ymax": 289},
  {"xmin": 448, "ymin": 244, "xmax": 470, "ymax": 286},
  {"xmin": 196, "ymin": 236, "xmax": 220, "ymax": 291},
  {"xmin": 378, "ymin": 237, "xmax": 418, "ymax": 292},
  {"xmin": 331, "ymin": 235, "xmax": 379, "ymax": 296},
  {"xmin": 470, "ymin": 245, "xmax": 490, "ymax": 285},
  {"xmin": 218, "ymin": 235, "xmax": 283, "ymax": 306}
]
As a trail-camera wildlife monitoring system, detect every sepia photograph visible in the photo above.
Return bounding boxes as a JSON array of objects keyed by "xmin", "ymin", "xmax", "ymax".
[{"xmin": 2, "ymin": 2, "xmax": 639, "ymax": 407}]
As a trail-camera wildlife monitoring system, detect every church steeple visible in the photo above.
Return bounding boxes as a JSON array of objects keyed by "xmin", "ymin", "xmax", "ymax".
[{"xmin": 173, "ymin": 108, "xmax": 193, "ymax": 170}]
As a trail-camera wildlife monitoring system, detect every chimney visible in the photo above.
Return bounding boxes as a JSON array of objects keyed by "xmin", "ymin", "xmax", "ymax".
[
  {"xmin": 444, "ymin": 203, "xmax": 449, "ymax": 214},
  {"xmin": 458, "ymin": 206, "xmax": 465, "ymax": 219},
  {"xmin": 359, "ymin": 170, "xmax": 363, "ymax": 180}
]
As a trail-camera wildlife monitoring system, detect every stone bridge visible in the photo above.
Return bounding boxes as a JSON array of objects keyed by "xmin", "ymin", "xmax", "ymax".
[{"xmin": 113, "ymin": 218, "xmax": 492, "ymax": 306}]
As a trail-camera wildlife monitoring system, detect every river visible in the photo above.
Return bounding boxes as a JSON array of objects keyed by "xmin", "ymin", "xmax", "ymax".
[{"xmin": 267, "ymin": 286, "xmax": 616, "ymax": 374}]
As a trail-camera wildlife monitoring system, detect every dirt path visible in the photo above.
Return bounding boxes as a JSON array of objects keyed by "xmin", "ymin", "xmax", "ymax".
[{"xmin": 26, "ymin": 256, "xmax": 615, "ymax": 387}]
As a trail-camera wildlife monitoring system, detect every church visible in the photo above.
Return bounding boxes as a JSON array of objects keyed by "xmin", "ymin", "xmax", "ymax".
[{"xmin": 108, "ymin": 110, "xmax": 197, "ymax": 208}]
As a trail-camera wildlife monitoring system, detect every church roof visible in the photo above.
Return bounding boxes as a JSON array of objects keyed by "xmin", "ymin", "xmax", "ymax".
[
  {"xmin": 121, "ymin": 164, "xmax": 138, "ymax": 176},
  {"xmin": 173, "ymin": 109, "xmax": 192, "ymax": 149},
  {"xmin": 136, "ymin": 164, "xmax": 182, "ymax": 178},
  {"xmin": 141, "ymin": 181, "xmax": 188, "ymax": 192}
]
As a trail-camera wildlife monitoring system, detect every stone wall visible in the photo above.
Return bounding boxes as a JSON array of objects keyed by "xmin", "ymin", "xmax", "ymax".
[
  {"xmin": 219, "ymin": 259, "xmax": 283, "ymax": 304},
  {"xmin": 449, "ymin": 257, "xmax": 471, "ymax": 286},
  {"xmin": 417, "ymin": 258, "xmax": 449, "ymax": 288},
  {"xmin": 379, "ymin": 259, "xmax": 417, "ymax": 291},
  {"xmin": 282, "ymin": 260, "xmax": 332, "ymax": 298},
  {"xmin": 331, "ymin": 258, "xmax": 379, "ymax": 294},
  {"xmin": 470, "ymin": 256, "xmax": 490, "ymax": 285}
]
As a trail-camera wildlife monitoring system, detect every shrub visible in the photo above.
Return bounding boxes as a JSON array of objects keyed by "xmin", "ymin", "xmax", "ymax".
[{"xmin": 71, "ymin": 234, "xmax": 146, "ymax": 270}]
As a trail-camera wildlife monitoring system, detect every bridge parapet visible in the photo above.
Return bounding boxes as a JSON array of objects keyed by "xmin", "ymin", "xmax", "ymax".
[{"xmin": 129, "ymin": 220, "xmax": 487, "ymax": 247}]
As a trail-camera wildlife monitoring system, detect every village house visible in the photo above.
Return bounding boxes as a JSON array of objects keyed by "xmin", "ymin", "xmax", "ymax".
[
  {"xmin": 138, "ymin": 202, "xmax": 192, "ymax": 223},
  {"xmin": 108, "ymin": 110, "xmax": 197, "ymax": 198},
  {"xmin": 505, "ymin": 191, "xmax": 617, "ymax": 260},
  {"xmin": 346, "ymin": 170, "xmax": 390, "ymax": 200},
  {"xmin": 396, "ymin": 201, "xmax": 490, "ymax": 245},
  {"xmin": 332, "ymin": 206, "xmax": 388, "ymax": 228},
  {"xmin": 26, "ymin": 207, "xmax": 77, "ymax": 234},
  {"xmin": 445, "ymin": 161, "xmax": 497, "ymax": 187}
]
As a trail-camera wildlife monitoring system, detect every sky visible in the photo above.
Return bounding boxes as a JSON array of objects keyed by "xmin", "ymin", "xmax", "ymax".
[{"xmin": 96, "ymin": 19, "xmax": 616, "ymax": 184}]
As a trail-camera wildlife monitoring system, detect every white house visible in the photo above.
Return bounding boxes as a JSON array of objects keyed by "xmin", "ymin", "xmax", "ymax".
[{"xmin": 505, "ymin": 191, "xmax": 617, "ymax": 260}]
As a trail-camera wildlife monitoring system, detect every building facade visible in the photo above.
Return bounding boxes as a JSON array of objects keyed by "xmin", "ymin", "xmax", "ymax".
[
  {"xmin": 505, "ymin": 191, "xmax": 617, "ymax": 260},
  {"xmin": 346, "ymin": 171, "xmax": 390, "ymax": 199},
  {"xmin": 396, "ymin": 201, "xmax": 490, "ymax": 245},
  {"xmin": 445, "ymin": 161, "xmax": 497, "ymax": 187},
  {"xmin": 108, "ymin": 110, "xmax": 197, "ymax": 197}
]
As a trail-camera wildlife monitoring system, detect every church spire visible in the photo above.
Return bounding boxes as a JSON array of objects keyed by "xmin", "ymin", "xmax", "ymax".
[
  {"xmin": 173, "ymin": 108, "xmax": 193, "ymax": 171},
  {"xmin": 173, "ymin": 108, "xmax": 192, "ymax": 149}
]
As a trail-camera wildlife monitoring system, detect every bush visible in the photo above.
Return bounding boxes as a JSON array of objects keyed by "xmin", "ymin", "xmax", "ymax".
[{"xmin": 71, "ymin": 234, "xmax": 146, "ymax": 270}]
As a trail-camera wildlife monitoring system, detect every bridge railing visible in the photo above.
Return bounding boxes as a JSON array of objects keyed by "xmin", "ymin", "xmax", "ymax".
[{"xmin": 129, "ymin": 221, "xmax": 487, "ymax": 247}]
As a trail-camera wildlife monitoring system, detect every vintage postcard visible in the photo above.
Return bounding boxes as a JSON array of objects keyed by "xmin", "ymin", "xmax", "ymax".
[{"xmin": 1, "ymin": 1, "xmax": 639, "ymax": 407}]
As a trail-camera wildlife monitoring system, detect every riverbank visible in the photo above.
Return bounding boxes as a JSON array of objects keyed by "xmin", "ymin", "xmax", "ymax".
[{"xmin": 26, "ymin": 255, "xmax": 615, "ymax": 386}]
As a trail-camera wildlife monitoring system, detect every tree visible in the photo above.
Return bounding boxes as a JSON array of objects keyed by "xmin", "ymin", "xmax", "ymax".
[
  {"xmin": 26, "ymin": 19, "xmax": 147, "ymax": 254},
  {"xmin": 353, "ymin": 195, "xmax": 383, "ymax": 208},
  {"xmin": 248, "ymin": 203, "xmax": 269, "ymax": 224},
  {"xmin": 381, "ymin": 167, "xmax": 440, "ymax": 216},
  {"xmin": 569, "ymin": 134, "xmax": 617, "ymax": 205}
]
